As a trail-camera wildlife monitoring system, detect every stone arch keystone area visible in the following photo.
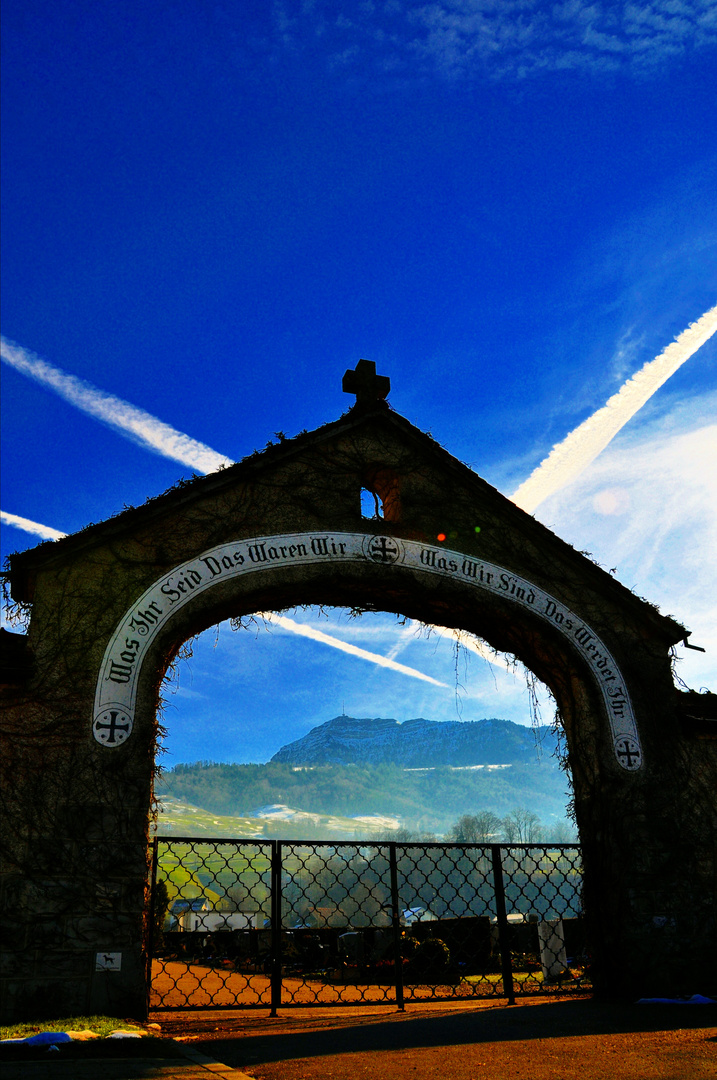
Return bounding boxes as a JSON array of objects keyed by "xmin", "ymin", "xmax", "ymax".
[{"xmin": 1, "ymin": 362, "xmax": 716, "ymax": 1020}]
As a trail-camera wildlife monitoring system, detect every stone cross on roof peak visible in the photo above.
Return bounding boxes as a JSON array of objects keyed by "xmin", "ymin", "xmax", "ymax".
[{"xmin": 342, "ymin": 358, "xmax": 390, "ymax": 406}]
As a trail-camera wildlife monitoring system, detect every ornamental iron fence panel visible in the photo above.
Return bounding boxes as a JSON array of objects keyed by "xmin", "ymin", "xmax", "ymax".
[{"xmin": 147, "ymin": 839, "xmax": 587, "ymax": 1012}]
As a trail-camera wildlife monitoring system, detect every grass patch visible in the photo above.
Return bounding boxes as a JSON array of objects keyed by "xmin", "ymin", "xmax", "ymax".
[{"xmin": 1, "ymin": 1015, "xmax": 148, "ymax": 1041}]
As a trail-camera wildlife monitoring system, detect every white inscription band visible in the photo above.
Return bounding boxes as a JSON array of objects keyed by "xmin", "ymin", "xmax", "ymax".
[{"xmin": 93, "ymin": 532, "xmax": 642, "ymax": 769}]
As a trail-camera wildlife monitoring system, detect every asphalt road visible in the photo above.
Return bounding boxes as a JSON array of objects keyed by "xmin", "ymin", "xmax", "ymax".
[{"xmin": 163, "ymin": 997, "xmax": 717, "ymax": 1079}]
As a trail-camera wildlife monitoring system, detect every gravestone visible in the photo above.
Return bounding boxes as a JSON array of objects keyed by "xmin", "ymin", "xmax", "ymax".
[{"xmin": 538, "ymin": 918, "xmax": 568, "ymax": 980}]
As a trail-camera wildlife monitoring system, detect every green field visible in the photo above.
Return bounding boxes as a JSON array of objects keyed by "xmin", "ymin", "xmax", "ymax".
[{"xmin": 153, "ymin": 795, "xmax": 400, "ymax": 841}]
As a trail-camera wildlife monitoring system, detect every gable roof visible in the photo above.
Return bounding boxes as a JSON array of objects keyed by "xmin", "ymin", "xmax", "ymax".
[
  {"xmin": 6, "ymin": 400, "xmax": 687, "ymax": 643},
  {"xmin": 7, "ymin": 400, "xmax": 484, "ymax": 575}
]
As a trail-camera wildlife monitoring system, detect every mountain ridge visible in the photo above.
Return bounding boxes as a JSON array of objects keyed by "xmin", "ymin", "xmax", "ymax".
[{"xmin": 270, "ymin": 714, "xmax": 558, "ymax": 767}]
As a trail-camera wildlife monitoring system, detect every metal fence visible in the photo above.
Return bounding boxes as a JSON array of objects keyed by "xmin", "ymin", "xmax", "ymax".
[{"xmin": 147, "ymin": 838, "xmax": 588, "ymax": 1012}]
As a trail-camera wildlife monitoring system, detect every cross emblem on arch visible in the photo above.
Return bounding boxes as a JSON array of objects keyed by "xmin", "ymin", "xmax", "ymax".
[
  {"xmin": 614, "ymin": 736, "xmax": 642, "ymax": 771},
  {"xmin": 366, "ymin": 536, "xmax": 400, "ymax": 564},
  {"xmin": 93, "ymin": 708, "xmax": 133, "ymax": 747}
]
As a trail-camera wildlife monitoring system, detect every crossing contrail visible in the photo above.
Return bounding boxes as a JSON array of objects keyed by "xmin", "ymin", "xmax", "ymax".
[
  {"xmin": 261, "ymin": 612, "xmax": 450, "ymax": 687},
  {"xmin": 1, "ymin": 511, "xmax": 67, "ymax": 541},
  {"xmin": 389, "ymin": 619, "xmax": 515, "ymax": 674},
  {"xmin": 1, "ymin": 337, "xmax": 233, "ymax": 474},
  {"xmin": 511, "ymin": 305, "xmax": 717, "ymax": 513}
]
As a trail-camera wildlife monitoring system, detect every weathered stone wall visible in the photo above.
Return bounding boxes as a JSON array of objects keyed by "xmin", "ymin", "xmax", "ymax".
[{"xmin": 1, "ymin": 409, "xmax": 715, "ymax": 1020}]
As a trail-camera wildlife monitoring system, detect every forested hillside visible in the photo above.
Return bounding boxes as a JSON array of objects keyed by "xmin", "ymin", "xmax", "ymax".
[{"xmin": 157, "ymin": 759, "xmax": 570, "ymax": 834}]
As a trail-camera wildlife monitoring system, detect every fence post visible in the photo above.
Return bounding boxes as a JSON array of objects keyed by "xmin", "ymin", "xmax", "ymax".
[
  {"xmin": 270, "ymin": 841, "xmax": 282, "ymax": 1017},
  {"xmin": 389, "ymin": 843, "xmax": 405, "ymax": 1011},
  {"xmin": 491, "ymin": 845, "xmax": 515, "ymax": 1006},
  {"xmin": 145, "ymin": 837, "xmax": 160, "ymax": 1016}
]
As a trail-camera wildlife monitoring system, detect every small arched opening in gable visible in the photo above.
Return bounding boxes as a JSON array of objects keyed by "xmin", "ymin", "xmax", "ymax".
[{"xmin": 360, "ymin": 465, "xmax": 401, "ymax": 522}]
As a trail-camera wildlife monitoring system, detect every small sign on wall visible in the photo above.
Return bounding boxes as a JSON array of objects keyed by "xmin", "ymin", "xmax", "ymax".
[{"xmin": 95, "ymin": 951, "xmax": 122, "ymax": 972}]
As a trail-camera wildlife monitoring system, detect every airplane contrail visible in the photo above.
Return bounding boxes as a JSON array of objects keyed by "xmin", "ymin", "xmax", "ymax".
[
  {"xmin": 261, "ymin": 612, "xmax": 450, "ymax": 687},
  {"xmin": 438, "ymin": 627, "xmax": 515, "ymax": 672},
  {"xmin": 0, "ymin": 513, "xmax": 452, "ymax": 687},
  {"xmin": 1, "ymin": 511, "xmax": 68, "ymax": 541},
  {"xmin": 511, "ymin": 304, "xmax": 717, "ymax": 513},
  {"xmin": 388, "ymin": 618, "xmax": 515, "ymax": 674},
  {"xmin": 1, "ymin": 337, "xmax": 233, "ymax": 474}
]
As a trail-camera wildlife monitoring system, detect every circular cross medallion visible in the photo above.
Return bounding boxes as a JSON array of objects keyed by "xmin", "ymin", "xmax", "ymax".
[
  {"xmin": 614, "ymin": 735, "xmax": 642, "ymax": 771},
  {"xmin": 93, "ymin": 706, "xmax": 133, "ymax": 747},
  {"xmin": 363, "ymin": 535, "xmax": 402, "ymax": 564}
]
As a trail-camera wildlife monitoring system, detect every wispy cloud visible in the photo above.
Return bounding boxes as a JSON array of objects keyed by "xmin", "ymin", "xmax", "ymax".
[
  {"xmin": 408, "ymin": 0, "xmax": 717, "ymax": 78},
  {"xmin": 261, "ymin": 612, "xmax": 450, "ymax": 687},
  {"xmin": 534, "ymin": 398, "xmax": 717, "ymax": 691},
  {"xmin": 0, "ymin": 511, "xmax": 68, "ymax": 541},
  {"xmin": 270, "ymin": 1, "xmax": 717, "ymax": 82},
  {"xmin": 1, "ymin": 337, "xmax": 233, "ymax": 474},
  {"xmin": 511, "ymin": 305, "xmax": 717, "ymax": 513}
]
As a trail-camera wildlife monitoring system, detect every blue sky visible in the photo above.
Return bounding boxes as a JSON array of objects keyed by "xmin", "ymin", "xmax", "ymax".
[{"xmin": 1, "ymin": 1, "xmax": 715, "ymax": 765}]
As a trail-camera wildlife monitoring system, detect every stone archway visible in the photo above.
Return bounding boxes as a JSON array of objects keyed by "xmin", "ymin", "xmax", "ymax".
[
  {"xmin": 95, "ymin": 532, "xmax": 641, "ymax": 770},
  {"xmin": 2, "ymin": 370, "xmax": 716, "ymax": 1020}
]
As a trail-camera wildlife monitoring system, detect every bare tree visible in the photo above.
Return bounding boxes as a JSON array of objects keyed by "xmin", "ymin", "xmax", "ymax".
[
  {"xmin": 544, "ymin": 818, "xmax": 578, "ymax": 843},
  {"xmin": 449, "ymin": 811, "xmax": 503, "ymax": 843},
  {"xmin": 501, "ymin": 808, "xmax": 542, "ymax": 843}
]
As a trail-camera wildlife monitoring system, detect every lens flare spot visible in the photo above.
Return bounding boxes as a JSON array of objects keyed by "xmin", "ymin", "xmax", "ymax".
[{"xmin": 592, "ymin": 488, "xmax": 630, "ymax": 516}]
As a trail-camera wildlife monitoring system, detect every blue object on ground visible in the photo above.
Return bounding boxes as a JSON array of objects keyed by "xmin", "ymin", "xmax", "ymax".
[
  {"xmin": 1, "ymin": 1032, "xmax": 73, "ymax": 1045},
  {"xmin": 637, "ymin": 994, "xmax": 716, "ymax": 1004}
]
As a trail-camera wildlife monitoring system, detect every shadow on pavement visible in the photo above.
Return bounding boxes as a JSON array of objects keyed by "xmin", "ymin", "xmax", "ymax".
[{"xmin": 191, "ymin": 999, "xmax": 717, "ymax": 1068}]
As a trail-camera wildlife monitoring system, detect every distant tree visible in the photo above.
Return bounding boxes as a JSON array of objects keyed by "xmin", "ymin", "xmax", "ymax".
[
  {"xmin": 501, "ymin": 808, "xmax": 543, "ymax": 843},
  {"xmin": 384, "ymin": 827, "xmax": 421, "ymax": 842},
  {"xmin": 543, "ymin": 818, "xmax": 578, "ymax": 843},
  {"xmin": 224, "ymin": 878, "xmax": 270, "ymax": 913},
  {"xmin": 395, "ymin": 822, "xmax": 439, "ymax": 843},
  {"xmin": 448, "ymin": 811, "xmax": 503, "ymax": 843}
]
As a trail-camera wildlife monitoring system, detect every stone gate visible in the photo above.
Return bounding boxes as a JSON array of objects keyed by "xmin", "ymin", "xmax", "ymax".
[{"xmin": 1, "ymin": 361, "xmax": 716, "ymax": 1020}]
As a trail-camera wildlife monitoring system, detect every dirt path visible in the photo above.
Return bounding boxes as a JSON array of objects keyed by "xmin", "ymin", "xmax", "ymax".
[
  {"xmin": 150, "ymin": 960, "xmax": 508, "ymax": 1008},
  {"xmin": 156, "ymin": 996, "xmax": 717, "ymax": 1079}
]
